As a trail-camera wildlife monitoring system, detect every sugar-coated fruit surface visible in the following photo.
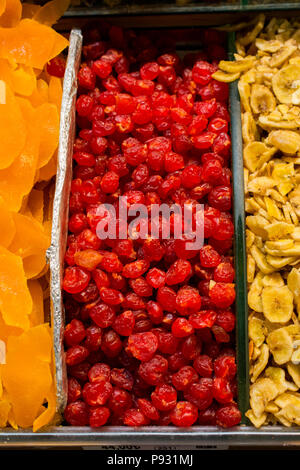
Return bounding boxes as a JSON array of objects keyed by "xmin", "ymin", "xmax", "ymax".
[{"xmin": 63, "ymin": 23, "xmax": 241, "ymax": 428}]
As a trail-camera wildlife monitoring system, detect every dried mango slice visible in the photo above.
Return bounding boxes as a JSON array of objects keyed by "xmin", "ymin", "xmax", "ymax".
[
  {"xmin": 0, "ymin": 196, "xmax": 15, "ymax": 248},
  {"xmin": 33, "ymin": 0, "xmax": 70, "ymax": 27},
  {"xmin": 0, "ymin": 19, "xmax": 69, "ymax": 69},
  {"xmin": 35, "ymin": 102, "xmax": 59, "ymax": 169},
  {"xmin": 9, "ymin": 212, "xmax": 50, "ymax": 259},
  {"xmin": 0, "ymin": 1, "xmax": 5, "ymax": 17},
  {"xmin": 0, "ymin": 81, "xmax": 27, "ymax": 169},
  {"xmin": 23, "ymin": 251, "xmax": 47, "ymax": 280},
  {"xmin": 0, "ymin": 99, "xmax": 39, "ymax": 211},
  {"xmin": 37, "ymin": 150, "xmax": 58, "ymax": 182},
  {"xmin": 0, "ymin": 312, "xmax": 22, "ymax": 344},
  {"xmin": 2, "ymin": 324, "xmax": 53, "ymax": 428},
  {"xmin": 28, "ymin": 279, "xmax": 44, "ymax": 327},
  {"xmin": 32, "ymin": 384, "xmax": 56, "ymax": 431},
  {"xmin": 21, "ymin": 4, "xmax": 41, "ymax": 20},
  {"xmin": 29, "ymin": 78, "xmax": 48, "ymax": 107},
  {"xmin": 0, "ymin": 246, "xmax": 32, "ymax": 329},
  {"xmin": 10, "ymin": 64, "xmax": 36, "ymax": 96},
  {"xmin": 0, "ymin": 0, "xmax": 22, "ymax": 28}
]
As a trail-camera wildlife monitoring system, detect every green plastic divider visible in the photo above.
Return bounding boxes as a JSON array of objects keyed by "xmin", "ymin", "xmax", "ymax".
[{"xmin": 228, "ymin": 31, "xmax": 250, "ymax": 424}]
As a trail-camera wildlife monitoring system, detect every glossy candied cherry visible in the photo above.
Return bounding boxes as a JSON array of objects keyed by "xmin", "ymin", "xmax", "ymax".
[
  {"xmin": 132, "ymin": 164, "xmax": 149, "ymax": 187},
  {"xmin": 127, "ymin": 332, "xmax": 158, "ymax": 362},
  {"xmin": 165, "ymin": 259, "xmax": 192, "ymax": 286},
  {"xmin": 172, "ymin": 366, "xmax": 199, "ymax": 391},
  {"xmin": 209, "ymin": 282, "xmax": 235, "ymax": 309},
  {"xmin": 192, "ymin": 131, "xmax": 216, "ymax": 150},
  {"xmin": 67, "ymin": 377, "xmax": 82, "ymax": 403},
  {"xmin": 113, "ymin": 310, "xmax": 135, "ymax": 336},
  {"xmin": 138, "ymin": 354, "xmax": 168, "ymax": 386},
  {"xmin": 216, "ymin": 310, "xmax": 235, "ymax": 332},
  {"xmin": 101, "ymin": 329, "xmax": 123, "ymax": 358},
  {"xmin": 154, "ymin": 329, "xmax": 179, "ymax": 355},
  {"xmin": 99, "ymin": 287, "xmax": 124, "ymax": 306},
  {"xmin": 66, "ymin": 345, "xmax": 89, "ymax": 366},
  {"xmin": 172, "ymin": 318, "xmax": 194, "ymax": 338},
  {"xmin": 78, "ymin": 65, "xmax": 96, "ymax": 90},
  {"xmin": 146, "ymin": 268, "xmax": 166, "ymax": 289},
  {"xmin": 82, "ymin": 380, "xmax": 113, "ymax": 406},
  {"xmin": 213, "ymin": 132, "xmax": 231, "ymax": 158},
  {"xmin": 164, "ymin": 152, "xmax": 184, "ymax": 173},
  {"xmin": 188, "ymin": 115, "xmax": 208, "ymax": 136},
  {"xmin": 194, "ymin": 98, "xmax": 217, "ymax": 118},
  {"xmin": 110, "ymin": 368, "xmax": 133, "ymax": 391},
  {"xmin": 215, "ymin": 403, "xmax": 241, "ymax": 428},
  {"xmin": 212, "ymin": 324, "xmax": 230, "ymax": 343},
  {"xmin": 189, "ymin": 310, "xmax": 217, "ymax": 329},
  {"xmin": 89, "ymin": 406, "xmax": 110, "ymax": 427},
  {"xmin": 212, "ymin": 377, "xmax": 233, "ymax": 404},
  {"xmin": 64, "ymin": 400, "xmax": 89, "ymax": 426},
  {"xmin": 140, "ymin": 62, "xmax": 160, "ymax": 80},
  {"xmin": 123, "ymin": 408, "xmax": 149, "ymax": 426},
  {"xmin": 64, "ymin": 319, "xmax": 86, "ymax": 346},
  {"xmin": 213, "ymin": 262, "xmax": 235, "ymax": 283},
  {"xmin": 137, "ymin": 398, "xmax": 159, "ymax": 421},
  {"xmin": 73, "ymin": 280, "xmax": 99, "ymax": 303},
  {"xmin": 213, "ymin": 215, "xmax": 234, "ymax": 241},
  {"xmin": 175, "ymin": 286, "xmax": 202, "ymax": 316},
  {"xmin": 108, "ymin": 387, "xmax": 132, "ymax": 415},
  {"xmin": 84, "ymin": 325, "xmax": 102, "ymax": 351},
  {"xmin": 192, "ymin": 61, "xmax": 213, "ymax": 85},
  {"xmin": 68, "ymin": 361, "xmax": 90, "ymax": 383},
  {"xmin": 89, "ymin": 302, "xmax": 116, "ymax": 328},
  {"xmin": 181, "ymin": 334, "xmax": 202, "ymax": 361},
  {"xmin": 146, "ymin": 301, "xmax": 163, "ymax": 325},
  {"xmin": 181, "ymin": 164, "xmax": 202, "ymax": 189},
  {"xmin": 92, "ymin": 268, "xmax": 110, "ymax": 290},
  {"xmin": 88, "ymin": 363, "xmax": 111, "ymax": 383},
  {"xmin": 193, "ymin": 354, "xmax": 213, "ymax": 377},
  {"xmin": 174, "ymin": 237, "xmax": 199, "ymax": 260},
  {"xmin": 100, "ymin": 171, "xmax": 119, "ymax": 193},
  {"xmin": 184, "ymin": 378, "xmax": 213, "ymax": 410},
  {"xmin": 151, "ymin": 384, "xmax": 177, "ymax": 411},
  {"xmin": 69, "ymin": 213, "xmax": 88, "ymax": 234},
  {"xmin": 143, "ymin": 238, "xmax": 165, "ymax": 262},
  {"xmin": 208, "ymin": 185, "xmax": 231, "ymax": 212},
  {"xmin": 47, "ymin": 56, "xmax": 66, "ymax": 77},
  {"xmin": 156, "ymin": 286, "xmax": 177, "ymax": 312},
  {"xmin": 122, "ymin": 260, "xmax": 149, "ymax": 279},
  {"xmin": 76, "ymin": 95, "xmax": 94, "ymax": 117},
  {"xmin": 214, "ymin": 355, "xmax": 237, "ymax": 380},
  {"xmin": 123, "ymin": 292, "xmax": 146, "ymax": 310},
  {"xmin": 170, "ymin": 401, "xmax": 198, "ymax": 427},
  {"xmin": 63, "ymin": 266, "xmax": 91, "ymax": 294},
  {"xmin": 201, "ymin": 159, "xmax": 223, "ymax": 185},
  {"xmin": 99, "ymin": 252, "xmax": 123, "ymax": 274},
  {"xmin": 129, "ymin": 277, "xmax": 153, "ymax": 297},
  {"xmin": 198, "ymin": 403, "xmax": 218, "ymax": 425},
  {"xmin": 200, "ymin": 245, "xmax": 221, "ymax": 268}
]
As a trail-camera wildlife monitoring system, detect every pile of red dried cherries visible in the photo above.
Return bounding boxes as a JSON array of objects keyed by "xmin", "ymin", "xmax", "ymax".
[{"xmin": 62, "ymin": 23, "xmax": 241, "ymax": 428}]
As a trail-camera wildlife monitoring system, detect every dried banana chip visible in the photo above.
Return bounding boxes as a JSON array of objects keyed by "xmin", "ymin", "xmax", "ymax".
[
  {"xmin": 267, "ymin": 130, "xmax": 300, "ymax": 154},
  {"xmin": 251, "ymin": 343, "xmax": 270, "ymax": 382},
  {"xmin": 262, "ymin": 285, "xmax": 293, "ymax": 323},
  {"xmin": 249, "ymin": 377, "xmax": 278, "ymax": 418},
  {"xmin": 250, "ymin": 84, "xmax": 276, "ymax": 115},
  {"xmin": 267, "ymin": 327, "xmax": 294, "ymax": 364},
  {"xmin": 272, "ymin": 63, "xmax": 300, "ymax": 104}
]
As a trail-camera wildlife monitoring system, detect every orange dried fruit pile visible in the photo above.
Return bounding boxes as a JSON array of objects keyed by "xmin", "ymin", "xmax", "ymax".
[{"xmin": 0, "ymin": 0, "xmax": 70, "ymax": 431}]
